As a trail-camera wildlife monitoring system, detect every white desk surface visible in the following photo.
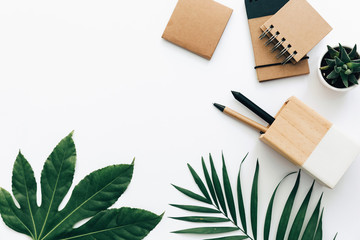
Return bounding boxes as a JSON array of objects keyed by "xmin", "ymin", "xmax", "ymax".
[{"xmin": 0, "ymin": 0, "xmax": 359, "ymax": 239}]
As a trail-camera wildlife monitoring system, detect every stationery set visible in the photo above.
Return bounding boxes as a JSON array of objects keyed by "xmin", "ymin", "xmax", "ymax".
[{"xmin": 162, "ymin": 0, "xmax": 359, "ymax": 188}]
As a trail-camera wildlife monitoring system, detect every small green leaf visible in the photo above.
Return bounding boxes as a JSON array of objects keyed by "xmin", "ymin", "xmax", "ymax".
[
  {"xmin": 327, "ymin": 70, "xmax": 339, "ymax": 79},
  {"xmin": 345, "ymin": 69, "xmax": 352, "ymax": 75},
  {"xmin": 172, "ymin": 227, "xmax": 238, "ymax": 234},
  {"xmin": 347, "ymin": 62, "xmax": 360, "ymax": 69},
  {"xmin": 348, "ymin": 44, "xmax": 358, "ymax": 59},
  {"xmin": 222, "ymin": 153, "xmax": 237, "ymax": 225},
  {"xmin": 170, "ymin": 216, "xmax": 230, "ymax": 223},
  {"xmin": 288, "ymin": 181, "xmax": 315, "ymax": 240},
  {"xmin": 301, "ymin": 194, "xmax": 323, "ymax": 240},
  {"xmin": 237, "ymin": 153, "xmax": 249, "ymax": 233},
  {"xmin": 250, "ymin": 160, "xmax": 259, "ymax": 240},
  {"xmin": 313, "ymin": 208, "xmax": 324, "ymax": 240},
  {"xmin": 188, "ymin": 163, "xmax": 211, "ymax": 201},
  {"xmin": 335, "ymin": 56, "xmax": 344, "ymax": 66},
  {"xmin": 204, "ymin": 236, "xmax": 249, "ymax": 240},
  {"xmin": 327, "ymin": 45, "xmax": 339, "ymax": 58},
  {"xmin": 339, "ymin": 43, "xmax": 351, "ymax": 63},
  {"xmin": 202, "ymin": 158, "xmax": 219, "ymax": 208},
  {"xmin": 264, "ymin": 172, "xmax": 296, "ymax": 240},
  {"xmin": 335, "ymin": 66, "xmax": 342, "ymax": 73},
  {"xmin": 275, "ymin": 171, "xmax": 301, "ymax": 240},
  {"xmin": 319, "ymin": 65, "xmax": 330, "ymax": 71},
  {"xmin": 170, "ymin": 204, "xmax": 221, "ymax": 213},
  {"xmin": 209, "ymin": 154, "xmax": 227, "ymax": 216},
  {"xmin": 348, "ymin": 75, "xmax": 359, "ymax": 85},
  {"xmin": 340, "ymin": 72, "xmax": 349, "ymax": 87},
  {"xmin": 333, "ymin": 233, "xmax": 338, "ymax": 239},
  {"xmin": 172, "ymin": 185, "xmax": 211, "ymax": 204},
  {"xmin": 325, "ymin": 58, "xmax": 336, "ymax": 67}
]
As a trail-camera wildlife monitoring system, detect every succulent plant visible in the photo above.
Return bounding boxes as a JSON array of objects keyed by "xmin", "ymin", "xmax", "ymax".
[{"xmin": 320, "ymin": 44, "xmax": 360, "ymax": 88}]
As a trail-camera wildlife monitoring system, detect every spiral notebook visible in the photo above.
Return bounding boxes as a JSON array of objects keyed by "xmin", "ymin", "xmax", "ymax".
[
  {"xmin": 245, "ymin": 0, "xmax": 310, "ymax": 81},
  {"xmin": 260, "ymin": 0, "xmax": 332, "ymax": 64}
]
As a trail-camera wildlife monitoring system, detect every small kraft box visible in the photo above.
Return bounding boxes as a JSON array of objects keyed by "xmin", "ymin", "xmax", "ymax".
[{"xmin": 260, "ymin": 96, "xmax": 360, "ymax": 188}]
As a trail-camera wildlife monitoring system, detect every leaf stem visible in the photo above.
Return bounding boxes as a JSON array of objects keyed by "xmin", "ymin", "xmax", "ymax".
[{"xmin": 211, "ymin": 202, "xmax": 254, "ymax": 240}]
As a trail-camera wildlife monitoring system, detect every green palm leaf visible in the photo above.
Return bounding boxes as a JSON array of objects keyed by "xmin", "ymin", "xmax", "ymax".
[
  {"xmin": 170, "ymin": 216, "xmax": 230, "ymax": 223},
  {"xmin": 288, "ymin": 181, "xmax": 315, "ymax": 240},
  {"xmin": 250, "ymin": 160, "xmax": 259, "ymax": 240},
  {"xmin": 170, "ymin": 204, "xmax": 221, "ymax": 213},
  {"xmin": 276, "ymin": 171, "xmax": 301, "ymax": 240},
  {"xmin": 204, "ymin": 236, "xmax": 249, "ymax": 240},
  {"xmin": 237, "ymin": 153, "xmax": 249, "ymax": 234},
  {"xmin": 172, "ymin": 184, "xmax": 211, "ymax": 204},
  {"xmin": 301, "ymin": 193, "xmax": 323, "ymax": 240},
  {"xmin": 170, "ymin": 153, "xmax": 336, "ymax": 240},
  {"xmin": 210, "ymin": 154, "xmax": 227, "ymax": 216},
  {"xmin": 264, "ymin": 172, "xmax": 296, "ymax": 240},
  {"xmin": 222, "ymin": 153, "xmax": 237, "ymax": 225},
  {"xmin": 202, "ymin": 157, "xmax": 220, "ymax": 208},
  {"xmin": 313, "ymin": 209, "xmax": 324, "ymax": 240},
  {"xmin": 188, "ymin": 163, "xmax": 212, "ymax": 202},
  {"xmin": 172, "ymin": 227, "xmax": 238, "ymax": 234}
]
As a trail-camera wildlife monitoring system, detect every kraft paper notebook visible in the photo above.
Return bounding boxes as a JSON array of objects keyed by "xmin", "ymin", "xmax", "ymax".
[
  {"xmin": 245, "ymin": 0, "xmax": 310, "ymax": 81},
  {"xmin": 162, "ymin": 0, "xmax": 233, "ymax": 60},
  {"xmin": 260, "ymin": 0, "xmax": 332, "ymax": 63}
]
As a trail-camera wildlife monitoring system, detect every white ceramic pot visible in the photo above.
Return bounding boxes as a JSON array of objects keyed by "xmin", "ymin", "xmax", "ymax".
[{"xmin": 317, "ymin": 46, "xmax": 358, "ymax": 92}]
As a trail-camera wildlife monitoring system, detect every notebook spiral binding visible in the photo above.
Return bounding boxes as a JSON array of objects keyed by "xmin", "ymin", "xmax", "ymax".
[{"xmin": 259, "ymin": 25, "xmax": 298, "ymax": 65}]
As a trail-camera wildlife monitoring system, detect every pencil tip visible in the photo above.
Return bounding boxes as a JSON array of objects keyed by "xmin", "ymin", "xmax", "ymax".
[
  {"xmin": 213, "ymin": 103, "xmax": 225, "ymax": 112},
  {"xmin": 231, "ymin": 90, "xmax": 240, "ymax": 98}
]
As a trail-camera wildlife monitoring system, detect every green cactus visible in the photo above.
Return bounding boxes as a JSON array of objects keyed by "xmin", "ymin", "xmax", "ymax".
[{"xmin": 320, "ymin": 44, "xmax": 360, "ymax": 88}]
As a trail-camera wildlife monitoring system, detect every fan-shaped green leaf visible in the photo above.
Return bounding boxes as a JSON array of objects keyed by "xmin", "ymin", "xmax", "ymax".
[
  {"xmin": 170, "ymin": 216, "xmax": 230, "ymax": 223},
  {"xmin": 210, "ymin": 154, "xmax": 227, "ymax": 216},
  {"xmin": 202, "ymin": 157, "xmax": 219, "ymax": 208},
  {"xmin": 0, "ymin": 133, "xmax": 162, "ymax": 240},
  {"xmin": 170, "ymin": 204, "xmax": 221, "ymax": 213},
  {"xmin": 172, "ymin": 185, "xmax": 211, "ymax": 204},
  {"xmin": 40, "ymin": 163, "xmax": 134, "ymax": 239},
  {"xmin": 264, "ymin": 172, "xmax": 296, "ymax": 240},
  {"xmin": 237, "ymin": 153, "xmax": 248, "ymax": 233},
  {"xmin": 301, "ymin": 193, "xmax": 323, "ymax": 240},
  {"xmin": 276, "ymin": 171, "xmax": 301, "ymax": 240},
  {"xmin": 204, "ymin": 236, "xmax": 249, "ymax": 240},
  {"xmin": 250, "ymin": 160, "xmax": 259, "ymax": 240},
  {"xmin": 188, "ymin": 164, "xmax": 211, "ymax": 201},
  {"xmin": 58, "ymin": 208, "xmax": 162, "ymax": 240},
  {"xmin": 288, "ymin": 181, "xmax": 315, "ymax": 240},
  {"xmin": 313, "ymin": 208, "xmax": 324, "ymax": 240},
  {"xmin": 222, "ymin": 154, "xmax": 237, "ymax": 225},
  {"xmin": 172, "ymin": 227, "xmax": 238, "ymax": 234}
]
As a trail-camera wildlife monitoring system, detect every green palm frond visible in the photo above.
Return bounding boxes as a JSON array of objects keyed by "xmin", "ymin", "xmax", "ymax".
[{"xmin": 170, "ymin": 153, "xmax": 338, "ymax": 240}]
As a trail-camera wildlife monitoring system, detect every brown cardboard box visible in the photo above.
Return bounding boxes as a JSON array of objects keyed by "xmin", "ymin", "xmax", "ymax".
[{"xmin": 162, "ymin": 0, "xmax": 233, "ymax": 60}]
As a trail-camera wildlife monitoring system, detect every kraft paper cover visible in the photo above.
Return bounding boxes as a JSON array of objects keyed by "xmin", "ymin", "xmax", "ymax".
[{"xmin": 162, "ymin": 0, "xmax": 233, "ymax": 60}]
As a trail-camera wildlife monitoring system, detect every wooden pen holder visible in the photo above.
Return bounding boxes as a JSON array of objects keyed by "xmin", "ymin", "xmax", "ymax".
[{"xmin": 260, "ymin": 96, "xmax": 360, "ymax": 188}]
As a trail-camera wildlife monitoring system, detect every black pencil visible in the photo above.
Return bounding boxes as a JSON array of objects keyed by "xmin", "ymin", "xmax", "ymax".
[{"xmin": 231, "ymin": 91, "xmax": 275, "ymax": 125}]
